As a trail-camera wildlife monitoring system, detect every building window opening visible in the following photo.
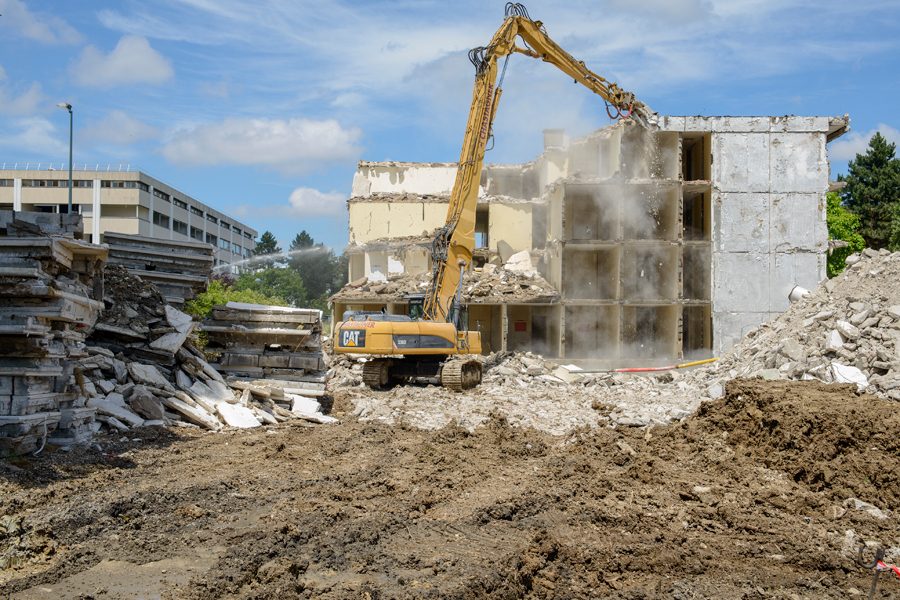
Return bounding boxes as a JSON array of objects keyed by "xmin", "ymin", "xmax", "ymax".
[{"xmin": 153, "ymin": 211, "xmax": 170, "ymax": 228}]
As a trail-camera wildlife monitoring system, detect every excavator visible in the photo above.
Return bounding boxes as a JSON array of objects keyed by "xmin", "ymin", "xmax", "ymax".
[{"xmin": 333, "ymin": 3, "xmax": 651, "ymax": 391}]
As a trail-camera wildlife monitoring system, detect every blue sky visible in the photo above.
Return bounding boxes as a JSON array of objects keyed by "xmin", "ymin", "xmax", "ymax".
[{"xmin": 0, "ymin": 0, "xmax": 897, "ymax": 252}]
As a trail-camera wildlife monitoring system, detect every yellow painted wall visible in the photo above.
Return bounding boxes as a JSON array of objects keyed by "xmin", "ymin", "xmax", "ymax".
[
  {"xmin": 488, "ymin": 203, "xmax": 532, "ymax": 254},
  {"xmin": 349, "ymin": 203, "xmax": 448, "ymax": 244}
]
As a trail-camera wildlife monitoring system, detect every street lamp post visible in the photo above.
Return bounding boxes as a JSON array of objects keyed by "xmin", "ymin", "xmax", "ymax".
[{"xmin": 56, "ymin": 103, "xmax": 73, "ymax": 213}]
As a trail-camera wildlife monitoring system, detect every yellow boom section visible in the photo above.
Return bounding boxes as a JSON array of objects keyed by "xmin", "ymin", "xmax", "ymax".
[{"xmin": 422, "ymin": 3, "xmax": 649, "ymax": 324}]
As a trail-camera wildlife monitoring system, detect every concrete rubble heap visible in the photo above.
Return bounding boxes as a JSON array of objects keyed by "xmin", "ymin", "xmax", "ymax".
[
  {"xmin": 103, "ymin": 232, "xmax": 214, "ymax": 307},
  {"xmin": 332, "ymin": 255, "xmax": 559, "ymax": 305},
  {"xmin": 77, "ymin": 273, "xmax": 334, "ymax": 432},
  {"xmin": 201, "ymin": 302, "xmax": 328, "ymax": 390},
  {"xmin": 688, "ymin": 248, "xmax": 900, "ymax": 399},
  {"xmin": 328, "ymin": 249, "xmax": 900, "ymax": 433},
  {"xmin": 0, "ymin": 211, "xmax": 108, "ymax": 455}
]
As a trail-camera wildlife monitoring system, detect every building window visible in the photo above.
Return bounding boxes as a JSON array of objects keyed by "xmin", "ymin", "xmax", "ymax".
[
  {"xmin": 221, "ymin": 221, "xmax": 230, "ymax": 230},
  {"xmin": 173, "ymin": 219, "xmax": 188, "ymax": 235},
  {"xmin": 0, "ymin": 180, "xmax": 11, "ymax": 187},
  {"xmin": 206, "ymin": 214, "xmax": 218, "ymax": 224},
  {"xmin": 242, "ymin": 247, "xmax": 249, "ymax": 257},
  {"xmin": 173, "ymin": 198, "xmax": 188, "ymax": 210},
  {"xmin": 153, "ymin": 211, "xmax": 170, "ymax": 228},
  {"xmin": 219, "ymin": 238, "xmax": 230, "ymax": 250},
  {"xmin": 190, "ymin": 226, "xmax": 203, "ymax": 241},
  {"xmin": 243, "ymin": 231, "xmax": 252, "ymax": 239},
  {"xmin": 153, "ymin": 189, "xmax": 170, "ymax": 202},
  {"xmin": 232, "ymin": 243, "xmax": 241, "ymax": 253},
  {"xmin": 232, "ymin": 226, "xmax": 242, "ymax": 235},
  {"xmin": 206, "ymin": 233, "xmax": 217, "ymax": 245},
  {"xmin": 190, "ymin": 206, "xmax": 203, "ymax": 217},
  {"xmin": 101, "ymin": 180, "xmax": 149, "ymax": 191},
  {"xmin": 23, "ymin": 179, "xmax": 92, "ymax": 188}
]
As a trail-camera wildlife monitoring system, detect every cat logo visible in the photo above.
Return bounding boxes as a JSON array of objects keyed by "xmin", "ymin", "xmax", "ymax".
[{"xmin": 340, "ymin": 329, "xmax": 366, "ymax": 348}]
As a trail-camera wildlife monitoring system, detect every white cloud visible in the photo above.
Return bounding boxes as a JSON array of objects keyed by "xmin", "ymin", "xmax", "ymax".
[
  {"xmin": 0, "ymin": 81, "xmax": 44, "ymax": 116},
  {"xmin": 0, "ymin": 63, "xmax": 6, "ymax": 82},
  {"xmin": 160, "ymin": 117, "xmax": 363, "ymax": 175},
  {"xmin": 81, "ymin": 110, "xmax": 161, "ymax": 145},
  {"xmin": 0, "ymin": 117, "xmax": 65, "ymax": 155},
  {"xmin": 0, "ymin": 0, "xmax": 82, "ymax": 44},
  {"xmin": 70, "ymin": 35, "xmax": 174, "ymax": 89},
  {"xmin": 829, "ymin": 124, "xmax": 900, "ymax": 162},
  {"xmin": 232, "ymin": 187, "xmax": 348, "ymax": 220},
  {"xmin": 607, "ymin": 0, "xmax": 714, "ymax": 24}
]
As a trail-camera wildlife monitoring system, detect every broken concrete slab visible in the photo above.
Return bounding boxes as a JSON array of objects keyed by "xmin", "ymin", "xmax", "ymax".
[
  {"xmin": 216, "ymin": 403, "xmax": 260, "ymax": 428},
  {"xmin": 87, "ymin": 397, "xmax": 144, "ymax": 428},
  {"xmin": 127, "ymin": 363, "xmax": 174, "ymax": 391},
  {"xmin": 129, "ymin": 387, "xmax": 166, "ymax": 421},
  {"xmin": 160, "ymin": 396, "xmax": 220, "ymax": 430}
]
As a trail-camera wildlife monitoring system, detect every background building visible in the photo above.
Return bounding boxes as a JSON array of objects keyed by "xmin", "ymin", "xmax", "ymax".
[
  {"xmin": 332, "ymin": 115, "xmax": 851, "ymax": 366},
  {"xmin": 0, "ymin": 164, "xmax": 257, "ymax": 272}
]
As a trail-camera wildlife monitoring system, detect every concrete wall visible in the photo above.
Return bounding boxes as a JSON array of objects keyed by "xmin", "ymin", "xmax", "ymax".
[
  {"xmin": 353, "ymin": 163, "xmax": 458, "ymax": 197},
  {"xmin": 348, "ymin": 202, "xmax": 448, "ymax": 244}
]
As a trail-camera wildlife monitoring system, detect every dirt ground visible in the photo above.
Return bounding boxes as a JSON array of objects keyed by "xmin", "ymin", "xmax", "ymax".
[{"xmin": 2, "ymin": 378, "xmax": 900, "ymax": 599}]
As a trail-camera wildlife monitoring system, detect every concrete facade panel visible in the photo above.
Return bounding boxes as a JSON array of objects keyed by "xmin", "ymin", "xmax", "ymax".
[
  {"xmin": 657, "ymin": 116, "xmax": 684, "ymax": 132},
  {"xmin": 717, "ymin": 117, "xmax": 770, "ymax": 132},
  {"xmin": 713, "ymin": 252, "xmax": 769, "ymax": 312},
  {"xmin": 715, "ymin": 193, "xmax": 769, "ymax": 253},
  {"xmin": 713, "ymin": 133, "xmax": 770, "ymax": 193},
  {"xmin": 713, "ymin": 311, "xmax": 769, "ymax": 356},
  {"xmin": 770, "ymin": 133, "xmax": 827, "ymax": 193},
  {"xmin": 770, "ymin": 116, "xmax": 829, "ymax": 133},
  {"xmin": 770, "ymin": 193, "xmax": 827, "ymax": 252},
  {"xmin": 489, "ymin": 204, "xmax": 532, "ymax": 254},
  {"xmin": 770, "ymin": 252, "xmax": 824, "ymax": 313},
  {"xmin": 365, "ymin": 164, "xmax": 457, "ymax": 195},
  {"xmin": 684, "ymin": 116, "xmax": 717, "ymax": 132}
]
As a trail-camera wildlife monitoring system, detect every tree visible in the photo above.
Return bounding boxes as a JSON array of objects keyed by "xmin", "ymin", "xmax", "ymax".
[
  {"xmin": 236, "ymin": 268, "xmax": 308, "ymax": 308},
  {"xmin": 287, "ymin": 230, "xmax": 339, "ymax": 306},
  {"xmin": 825, "ymin": 192, "xmax": 866, "ymax": 277},
  {"xmin": 252, "ymin": 231, "xmax": 283, "ymax": 269},
  {"xmin": 838, "ymin": 132, "xmax": 900, "ymax": 250}
]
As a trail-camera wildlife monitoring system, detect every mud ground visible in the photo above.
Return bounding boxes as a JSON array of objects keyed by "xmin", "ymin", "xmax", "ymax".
[{"xmin": 2, "ymin": 379, "xmax": 900, "ymax": 599}]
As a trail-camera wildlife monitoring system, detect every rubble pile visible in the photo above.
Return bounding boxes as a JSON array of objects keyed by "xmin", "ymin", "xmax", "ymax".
[
  {"xmin": 76, "ymin": 274, "xmax": 334, "ymax": 432},
  {"xmin": 103, "ymin": 232, "xmax": 214, "ymax": 307},
  {"xmin": 685, "ymin": 248, "xmax": 900, "ymax": 399},
  {"xmin": 201, "ymin": 303, "xmax": 327, "ymax": 392},
  {"xmin": 332, "ymin": 262, "xmax": 558, "ymax": 304},
  {"xmin": 0, "ymin": 211, "xmax": 108, "ymax": 455}
]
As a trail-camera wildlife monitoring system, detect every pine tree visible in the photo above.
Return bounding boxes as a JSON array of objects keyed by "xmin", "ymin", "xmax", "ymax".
[
  {"xmin": 251, "ymin": 231, "xmax": 283, "ymax": 269},
  {"xmin": 838, "ymin": 132, "xmax": 900, "ymax": 250}
]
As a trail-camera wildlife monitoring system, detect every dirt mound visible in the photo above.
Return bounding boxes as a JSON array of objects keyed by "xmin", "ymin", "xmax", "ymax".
[
  {"xmin": 678, "ymin": 379, "xmax": 900, "ymax": 508},
  {"xmin": 97, "ymin": 264, "xmax": 168, "ymax": 333}
]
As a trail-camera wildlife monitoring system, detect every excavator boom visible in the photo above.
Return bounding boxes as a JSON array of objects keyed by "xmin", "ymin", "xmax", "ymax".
[{"xmin": 334, "ymin": 3, "xmax": 648, "ymax": 391}]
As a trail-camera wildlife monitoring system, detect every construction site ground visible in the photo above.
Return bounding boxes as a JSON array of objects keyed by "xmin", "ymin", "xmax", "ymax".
[{"xmin": 2, "ymin": 377, "xmax": 899, "ymax": 599}]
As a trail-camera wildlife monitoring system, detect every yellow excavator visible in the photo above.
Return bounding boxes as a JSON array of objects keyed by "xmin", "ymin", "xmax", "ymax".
[{"xmin": 334, "ymin": 3, "xmax": 650, "ymax": 390}]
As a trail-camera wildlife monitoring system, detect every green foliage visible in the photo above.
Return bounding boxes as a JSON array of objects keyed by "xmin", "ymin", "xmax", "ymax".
[
  {"xmin": 826, "ymin": 192, "xmax": 866, "ymax": 277},
  {"xmin": 185, "ymin": 279, "xmax": 286, "ymax": 318},
  {"xmin": 252, "ymin": 231, "xmax": 283, "ymax": 269},
  {"xmin": 838, "ymin": 132, "xmax": 900, "ymax": 250},
  {"xmin": 286, "ymin": 230, "xmax": 347, "ymax": 308},
  {"xmin": 235, "ymin": 268, "xmax": 309, "ymax": 308}
]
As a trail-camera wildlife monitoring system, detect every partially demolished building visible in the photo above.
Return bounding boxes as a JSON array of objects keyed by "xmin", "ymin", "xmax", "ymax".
[{"xmin": 331, "ymin": 115, "xmax": 851, "ymax": 365}]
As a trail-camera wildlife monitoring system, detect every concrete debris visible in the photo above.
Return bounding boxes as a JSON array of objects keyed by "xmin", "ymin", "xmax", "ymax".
[
  {"xmin": 0, "ymin": 211, "xmax": 108, "ymax": 456},
  {"xmin": 328, "ymin": 248, "xmax": 900, "ymax": 433},
  {"xmin": 201, "ymin": 302, "xmax": 328, "ymax": 385},
  {"xmin": 103, "ymin": 232, "xmax": 214, "ymax": 308},
  {"xmin": 330, "ymin": 263, "xmax": 558, "ymax": 304}
]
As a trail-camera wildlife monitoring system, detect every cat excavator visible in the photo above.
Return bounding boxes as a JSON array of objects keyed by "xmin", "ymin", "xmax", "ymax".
[{"xmin": 333, "ymin": 3, "xmax": 651, "ymax": 390}]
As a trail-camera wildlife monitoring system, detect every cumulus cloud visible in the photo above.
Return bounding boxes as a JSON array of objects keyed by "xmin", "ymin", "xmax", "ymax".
[
  {"xmin": 70, "ymin": 35, "xmax": 174, "ymax": 89},
  {"xmin": 0, "ymin": 0, "xmax": 82, "ymax": 44},
  {"xmin": 0, "ymin": 81, "xmax": 45, "ymax": 116},
  {"xmin": 232, "ymin": 187, "xmax": 347, "ymax": 220},
  {"xmin": 0, "ymin": 117, "xmax": 66, "ymax": 155},
  {"xmin": 829, "ymin": 124, "xmax": 900, "ymax": 162},
  {"xmin": 160, "ymin": 117, "xmax": 363, "ymax": 175},
  {"xmin": 80, "ymin": 110, "xmax": 161, "ymax": 145}
]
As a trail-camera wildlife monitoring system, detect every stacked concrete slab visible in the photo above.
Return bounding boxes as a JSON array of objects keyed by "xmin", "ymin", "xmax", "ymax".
[
  {"xmin": 0, "ymin": 211, "xmax": 108, "ymax": 455},
  {"xmin": 102, "ymin": 232, "xmax": 214, "ymax": 307},
  {"xmin": 201, "ymin": 302, "xmax": 326, "ymax": 391}
]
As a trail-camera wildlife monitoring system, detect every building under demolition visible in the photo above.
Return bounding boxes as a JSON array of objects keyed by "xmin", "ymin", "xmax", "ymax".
[{"xmin": 330, "ymin": 115, "xmax": 851, "ymax": 366}]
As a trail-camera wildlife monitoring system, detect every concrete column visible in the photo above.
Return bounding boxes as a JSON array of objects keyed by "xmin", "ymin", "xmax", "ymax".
[
  {"xmin": 169, "ymin": 193, "xmax": 174, "ymax": 241},
  {"xmin": 148, "ymin": 185, "xmax": 155, "ymax": 234},
  {"xmin": 92, "ymin": 179, "xmax": 101, "ymax": 243},
  {"xmin": 500, "ymin": 303, "xmax": 508, "ymax": 352},
  {"xmin": 13, "ymin": 178, "xmax": 22, "ymax": 211}
]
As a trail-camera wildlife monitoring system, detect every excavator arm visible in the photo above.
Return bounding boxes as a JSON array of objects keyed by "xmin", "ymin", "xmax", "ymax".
[{"xmin": 423, "ymin": 3, "xmax": 650, "ymax": 324}]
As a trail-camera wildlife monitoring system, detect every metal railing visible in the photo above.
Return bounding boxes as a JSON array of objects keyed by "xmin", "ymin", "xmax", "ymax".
[{"xmin": 0, "ymin": 163, "xmax": 141, "ymax": 172}]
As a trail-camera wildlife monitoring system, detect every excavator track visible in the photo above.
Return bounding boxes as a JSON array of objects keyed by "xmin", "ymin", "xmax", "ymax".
[
  {"xmin": 362, "ymin": 359, "xmax": 392, "ymax": 389},
  {"xmin": 441, "ymin": 358, "xmax": 483, "ymax": 391}
]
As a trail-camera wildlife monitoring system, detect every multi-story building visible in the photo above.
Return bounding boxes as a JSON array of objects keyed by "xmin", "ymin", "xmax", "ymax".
[
  {"xmin": 0, "ymin": 164, "xmax": 257, "ymax": 271},
  {"xmin": 332, "ymin": 115, "xmax": 851, "ymax": 366}
]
